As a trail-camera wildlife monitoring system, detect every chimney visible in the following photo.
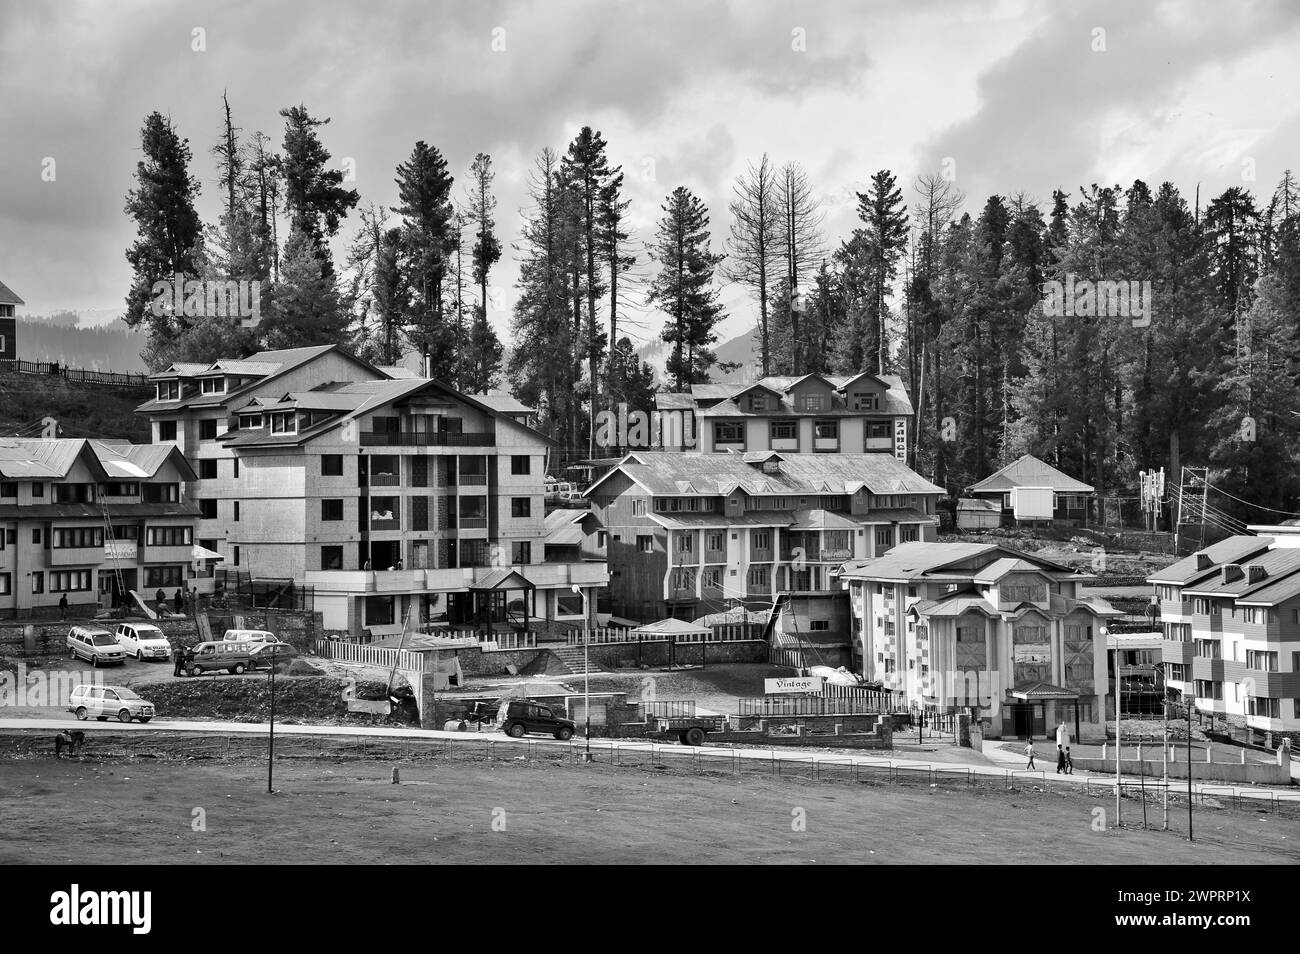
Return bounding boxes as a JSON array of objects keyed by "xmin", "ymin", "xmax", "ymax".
[
  {"xmin": 422, "ymin": 349, "xmax": 432, "ymax": 379},
  {"xmin": 1221, "ymin": 564, "xmax": 1243, "ymax": 584},
  {"xmin": 1195, "ymin": 553, "xmax": 1213, "ymax": 571},
  {"xmin": 1246, "ymin": 564, "xmax": 1267, "ymax": 585}
]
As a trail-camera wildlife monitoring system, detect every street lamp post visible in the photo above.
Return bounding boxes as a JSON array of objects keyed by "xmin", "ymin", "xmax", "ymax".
[
  {"xmin": 267, "ymin": 646, "xmax": 278, "ymax": 794},
  {"xmin": 1186, "ymin": 695, "xmax": 1195, "ymax": 841},
  {"xmin": 575, "ymin": 584, "xmax": 591, "ymax": 763}
]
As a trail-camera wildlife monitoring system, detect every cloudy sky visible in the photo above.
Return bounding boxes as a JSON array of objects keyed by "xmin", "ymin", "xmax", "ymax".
[{"xmin": 2, "ymin": 0, "xmax": 1298, "ymax": 352}]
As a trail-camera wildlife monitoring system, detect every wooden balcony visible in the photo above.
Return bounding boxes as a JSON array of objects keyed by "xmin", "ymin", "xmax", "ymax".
[{"xmin": 360, "ymin": 431, "xmax": 495, "ymax": 447}]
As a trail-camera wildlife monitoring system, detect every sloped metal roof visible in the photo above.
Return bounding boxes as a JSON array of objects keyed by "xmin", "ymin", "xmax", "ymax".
[{"xmin": 968, "ymin": 454, "xmax": 1093, "ymax": 494}]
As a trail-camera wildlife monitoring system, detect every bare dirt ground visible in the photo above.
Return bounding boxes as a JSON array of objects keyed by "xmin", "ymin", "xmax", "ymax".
[{"xmin": 1, "ymin": 754, "xmax": 1295, "ymax": 864}]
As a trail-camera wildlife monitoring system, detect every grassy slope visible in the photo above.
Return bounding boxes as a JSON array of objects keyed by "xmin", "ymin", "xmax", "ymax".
[{"xmin": 0, "ymin": 371, "xmax": 151, "ymax": 442}]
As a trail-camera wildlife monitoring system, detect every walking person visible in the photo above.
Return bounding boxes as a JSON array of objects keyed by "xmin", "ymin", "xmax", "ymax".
[
  {"xmin": 173, "ymin": 588, "xmax": 184, "ymax": 615},
  {"xmin": 1065, "ymin": 745, "xmax": 1074, "ymax": 775},
  {"xmin": 172, "ymin": 644, "xmax": 185, "ymax": 677},
  {"xmin": 1024, "ymin": 741, "xmax": 1036, "ymax": 769},
  {"xmin": 1056, "ymin": 744, "xmax": 1067, "ymax": 774},
  {"xmin": 58, "ymin": 592, "xmax": 68, "ymax": 620}
]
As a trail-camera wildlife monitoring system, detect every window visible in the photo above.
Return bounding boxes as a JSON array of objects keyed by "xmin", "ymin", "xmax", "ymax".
[
  {"xmin": 146, "ymin": 526, "xmax": 192, "ymax": 547},
  {"xmin": 677, "ymin": 534, "xmax": 693, "ymax": 553},
  {"xmin": 875, "ymin": 528, "xmax": 894, "ymax": 547},
  {"xmin": 50, "ymin": 570, "xmax": 92, "ymax": 592},
  {"xmin": 800, "ymin": 394, "xmax": 825, "ymax": 412},
  {"xmin": 750, "ymin": 393, "xmax": 768, "ymax": 411},
  {"xmin": 597, "ymin": 531, "xmax": 607, "ymax": 547},
  {"xmin": 321, "ymin": 455, "xmax": 344, "ymax": 477},
  {"xmin": 632, "ymin": 498, "xmax": 647, "ymax": 517},
  {"xmin": 1194, "ymin": 679, "xmax": 1223, "ymax": 701},
  {"xmin": 814, "ymin": 420, "xmax": 839, "ymax": 440},
  {"xmin": 1247, "ymin": 696, "xmax": 1281, "ymax": 719},
  {"xmin": 31, "ymin": 571, "xmax": 44, "ymax": 594},
  {"xmin": 321, "ymin": 499, "xmax": 344, "ymax": 521},
  {"xmin": 157, "ymin": 420, "xmax": 177, "ymax": 442},
  {"xmin": 156, "ymin": 380, "xmax": 180, "ymax": 401},
  {"xmin": 511, "ymin": 542, "xmax": 531, "ymax": 564},
  {"xmin": 637, "ymin": 535, "xmax": 653, "ymax": 553},
  {"xmin": 702, "ymin": 568, "xmax": 721, "ymax": 588},
  {"xmin": 199, "ymin": 499, "xmax": 217, "ymax": 520},
  {"xmin": 1194, "ymin": 639, "xmax": 1221, "ymax": 659},
  {"xmin": 0, "ymin": 482, "xmax": 15, "ymax": 497},
  {"xmin": 233, "ymin": 502, "xmax": 240, "ymax": 522},
  {"xmin": 1246, "ymin": 650, "xmax": 1278, "ymax": 671},
  {"xmin": 753, "ymin": 531, "xmax": 770, "ymax": 550},
  {"xmin": 199, "ymin": 377, "xmax": 225, "ymax": 394},
  {"xmin": 0, "ymin": 573, "xmax": 8, "ymax": 595},
  {"xmin": 706, "ymin": 532, "xmax": 724, "ymax": 552},
  {"xmin": 144, "ymin": 566, "xmax": 184, "ymax": 589},
  {"xmin": 856, "ymin": 393, "xmax": 881, "ymax": 411},
  {"xmin": 269, "ymin": 412, "xmax": 296, "ymax": 434},
  {"xmin": 101, "ymin": 481, "xmax": 139, "ymax": 497},
  {"xmin": 142, "ymin": 483, "xmax": 179, "ymax": 503},
  {"xmin": 511, "ymin": 497, "xmax": 531, "ymax": 518},
  {"xmin": 907, "ymin": 585, "xmax": 918, "ymax": 598},
  {"xmin": 748, "ymin": 566, "xmax": 769, "ymax": 587},
  {"xmin": 810, "ymin": 620, "xmax": 830, "ymax": 631},
  {"xmin": 511, "ymin": 455, "xmax": 530, "ymax": 475},
  {"xmin": 52, "ymin": 528, "xmax": 103, "ymax": 549},
  {"xmin": 199, "ymin": 419, "xmax": 218, "ymax": 441},
  {"xmin": 321, "ymin": 545, "xmax": 344, "ymax": 570},
  {"xmin": 32, "ymin": 482, "xmax": 44, "ymax": 498},
  {"xmin": 199, "ymin": 459, "xmax": 218, "ymax": 479},
  {"xmin": 1242, "ymin": 607, "xmax": 1272, "ymax": 625},
  {"xmin": 770, "ymin": 421, "xmax": 798, "ymax": 441},
  {"xmin": 713, "ymin": 421, "xmax": 744, "ymax": 445},
  {"xmin": 232, "ymin": 545, "xmax": 240, "ymax": 567},
  {"xmin": 32, "ymin": 528, "xmax": 41, "ymax": 544},
  {"xmin": 901, "ymin": 527, "xmax": 918, "ymax": 543},
  {"xmin": 232, "ymin": 459, "xmax": 239, "ymax": 479}
]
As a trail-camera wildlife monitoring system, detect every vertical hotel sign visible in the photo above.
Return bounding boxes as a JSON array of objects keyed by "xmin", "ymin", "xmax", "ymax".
[{"xmin": 893, "ymin": 418, "xmax": 907, "ymax": 461}]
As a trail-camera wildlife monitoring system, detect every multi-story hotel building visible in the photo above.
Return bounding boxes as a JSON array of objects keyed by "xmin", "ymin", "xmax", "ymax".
[
  {"xmin": 650, "ymin": 372, "xmax": 913, "ymax": 458},
  {"xmin": 1150, "ymin": 534, "xmax": 1300, "ymax": 738},
  {"xmin": 0, "ymin": 278, "xmax": 21, "ymax": 361},
  {"xmin": 135, "ymin": 345, "xmax": 606, "ymax": 637},
  {"xmin": 583, "ymin": 451, "xmax": 943, "ymax": 621},
  {"xmin": 839, "ymin": 542, "xmax": 1120, "ymax": 739},
  {"xmin": 0, "ymin": 438, "xmax": 201, "ymax": 617}
]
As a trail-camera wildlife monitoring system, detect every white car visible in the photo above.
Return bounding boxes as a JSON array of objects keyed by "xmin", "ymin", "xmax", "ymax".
[
  {"xmin": 67, "ymin": 685, "xmax": 155, "ymax": 723},
  {"xmin": 115, "ymin": 622, "xmax": 172, "ymax": 661}
]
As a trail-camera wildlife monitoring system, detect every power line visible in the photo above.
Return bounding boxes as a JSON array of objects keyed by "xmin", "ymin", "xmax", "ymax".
[{"xmin": 1192, "ymin": 475, "xmax": 1300, "ymax": 519}]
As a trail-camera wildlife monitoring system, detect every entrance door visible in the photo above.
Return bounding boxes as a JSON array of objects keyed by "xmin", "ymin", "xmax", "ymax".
[{"xmin": 1012, "ymin": 704, "xmax": 1031, "ymax": 739}]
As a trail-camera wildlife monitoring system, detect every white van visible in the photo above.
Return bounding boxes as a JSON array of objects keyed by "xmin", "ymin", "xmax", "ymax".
[
  {"xmin": 222, "ymin": 629, "xmax": 277, "ymax": 645},
  {"xmin": 68, "ymin": 684, "xmax": 155, "ymax": 723},
  {"xmin": 116, "ymin": 622, "xmax": 172, "ymax": 661}
]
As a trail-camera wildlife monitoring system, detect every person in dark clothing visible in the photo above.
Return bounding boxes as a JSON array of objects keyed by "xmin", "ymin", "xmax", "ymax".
[
  {"xmin": 172, "ymin": 645, "xmax": 185, "ymax": 677},
  {"xmin": 155, "ymin": 588, "xmax": 166, "ymax": 615},
  {"xmin": 1056, "ymin": 744, "xmax": 1067, "ymax": 774},
  {"xmin": 58, "ymin": 593, "xmax": 69, "ymax": 620},
  {"xmin": 174, "ymin": 588, "xmax": 184, "ymax": 614},
  {"xmin": 1065, "ymin": 746, "xmax": 1074, "ymax": 774}
]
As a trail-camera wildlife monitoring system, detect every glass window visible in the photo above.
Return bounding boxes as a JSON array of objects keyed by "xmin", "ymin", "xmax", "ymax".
[{"xmin": 321, "ymin": 455, "xmax": 344, "ymax": 476}]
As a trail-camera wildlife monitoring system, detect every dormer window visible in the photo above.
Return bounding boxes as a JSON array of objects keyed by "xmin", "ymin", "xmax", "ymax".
[
  {"xmin": 157, "ymin": 380, "xmax": 180, "ymax": 401},
  {"xmin": 854, "ymin": 392, "xmax": 880, "ymax": 411},
  {"xmin": 751, "ymin": 394, "xmax": 768, "ymax": 411},
  {"xmin": 239, "ymin": 414, "xmax": 264, "ymax": 429},
  {"xmin": 200, "ymin": 377, "xmax": 226, "ymax": 395},
  {"xmin": 800, "ymin": 394, "xmax": 825, "ymax": 412},
  {"xmin": 269, "ymin": 411, "xmax": 297, "ymax": 434}
]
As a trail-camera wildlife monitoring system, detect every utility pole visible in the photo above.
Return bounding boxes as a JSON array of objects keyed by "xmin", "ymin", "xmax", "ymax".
[
  {"xmin": 1114, "ymin": 642, "xmax": 1121, "ymax": 829},
  {"xmin": 1187, "ymin": 698, "xmax": 1194, "ymax": 841},
  {"xmin": 267, "ymin": 645, "xmax": 277, "ymax": 794}
]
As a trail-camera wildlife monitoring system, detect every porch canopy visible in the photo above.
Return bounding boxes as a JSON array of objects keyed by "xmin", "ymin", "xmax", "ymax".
[
  {"xmin": 469, "ymin": 568, "xmax": 535, "ymax": 634},
  {"xmin": 1011, "ymin": 682, "xmax": 1078, "ymax": 702},
  {"xmin": 631, "ymin": 617, "xmax": 710, "ymax": 639}
]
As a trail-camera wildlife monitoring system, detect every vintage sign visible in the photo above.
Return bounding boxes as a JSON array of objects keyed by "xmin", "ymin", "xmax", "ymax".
[
  {"xmin": 764, "ymin": 676, "xmax": 824, "ymax": 695},
  {"xmin": 894, "ymin": 418, "xmax": 907, "ymax": 461}
]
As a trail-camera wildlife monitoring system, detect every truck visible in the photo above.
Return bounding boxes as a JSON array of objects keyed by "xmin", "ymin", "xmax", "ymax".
[{"xmin": 647, "ymin": 714, "xmax": 729, "ymax": 746}]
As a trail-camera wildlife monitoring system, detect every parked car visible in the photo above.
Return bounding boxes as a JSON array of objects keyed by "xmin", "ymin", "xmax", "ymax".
[
  {"xmin": 499, "ymin": 699, "xmax": 576, "ymax": 740},
  {"xmin": 221, "ymin": 629, "xmax": 277, "ymax": 644},
  {"xmin": 247, "ymin": 641, "xmax": 298, "ymax": 670},
  {"xmin": 115, "ymin": 622, "xmax": 171, "ymax": 661},
  {"xmin": 66, "ymin": 626, "xmax": 126, "ymax": 667},
  {"xmin": 68, "ymin": 685, "xmax": 155, "ymax": 723},
  {"xmin": 185, "ymin": 641, "xmax": 256, "ymax": 676}
]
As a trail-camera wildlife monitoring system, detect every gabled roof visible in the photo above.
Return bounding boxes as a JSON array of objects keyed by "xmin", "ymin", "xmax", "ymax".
[
  {"xmin": 967, "ymin": 454, "xmax": 1094, "ymax": 494},
  {"xmin": 1180, "ymin": 548, "xmax": 1300, "ymax": 598},
  {"xmin": 138, "ymin": 345, "xmax": 382, "ymax": 414},
  {"xmin": 1146, "ymin": 535, "xmax": 1273, "ymax": 585},
  {"xmin": 839, "ymin": 541, "xmax": 1080, "ymax": 583},
  {"xmin": 789, "ymin": 509, "xmax": 861, "ymax": 531},
  {"xmin": 0, "ymin": 280, "xmax": 23, "ymax": 305},
  {"xmin": 670, "ymin": 373, "xmax": 914, "ymax": 418},
  {"xmin": 972, "ymin": 558, "xmax": 1044, "ymax": 584},
  {"xmin": 0, "ymin": 438, "xmax": 196, "ymax": 482},
  {"xmin": 585, "ymin": 451, "xmax": 943, "ymax": 498}
]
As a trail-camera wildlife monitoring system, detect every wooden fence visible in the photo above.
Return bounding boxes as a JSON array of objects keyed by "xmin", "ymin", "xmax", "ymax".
[
  {"xmin": 314, "ymin": 638, "xmax": 429, "ymax": 672},
  {"xmin": 0, "ymin": 358, "xmax": 150, "ymax": 388}
]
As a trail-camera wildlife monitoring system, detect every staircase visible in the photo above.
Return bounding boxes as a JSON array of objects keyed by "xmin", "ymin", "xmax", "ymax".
[{"xmin": 550, "ymin": 646, "xmax": 605, "ymax": 675}]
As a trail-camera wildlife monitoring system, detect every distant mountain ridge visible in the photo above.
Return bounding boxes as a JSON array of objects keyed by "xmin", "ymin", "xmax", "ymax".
[{"xmin": 635, "ymin": 323, "xmax": 765, "ymax": 387}]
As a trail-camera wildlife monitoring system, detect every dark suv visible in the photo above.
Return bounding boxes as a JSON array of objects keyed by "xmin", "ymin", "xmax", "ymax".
[{"xmin": 501, "ymin": 700, "xmax": 576, "ymax": 741}]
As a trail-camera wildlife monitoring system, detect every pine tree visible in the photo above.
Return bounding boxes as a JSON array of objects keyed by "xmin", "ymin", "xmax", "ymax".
[
  {"xmin": 279, "ymin": 104, "xmax": 359, "ymax": 276},
  {"xmin": 393, "ymin": 141, "xmax": 456, "ymax": 377},
  {"xmin": 123, "ymin": 112, "xmax": 204, "ymax": 364},
  {"xmin": 723, "ymin": 155, "xmax": 780, "ymax": 375},
  {"xmin": 261, "ymin": 226, "xmax": 349, "ymax": 349},
  {"xmin": 648, "ymin": 187, "xmax": 728, "ymax": 389}
]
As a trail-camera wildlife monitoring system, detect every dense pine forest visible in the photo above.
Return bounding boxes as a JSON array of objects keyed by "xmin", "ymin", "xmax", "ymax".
[{"xmin": 118, "ymin": 98, "xmax": 1300, "ymax": 525}]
